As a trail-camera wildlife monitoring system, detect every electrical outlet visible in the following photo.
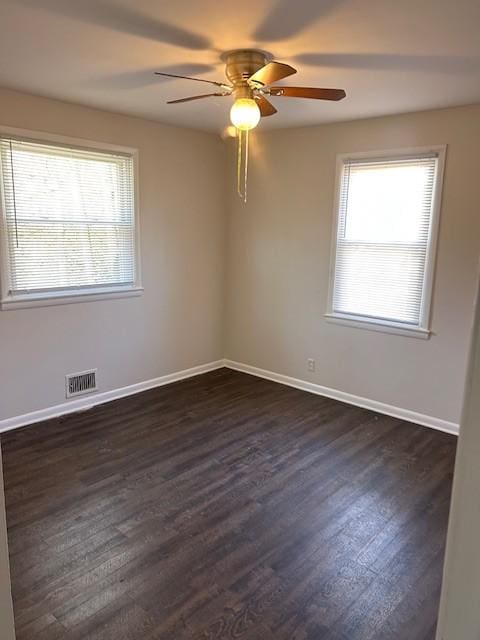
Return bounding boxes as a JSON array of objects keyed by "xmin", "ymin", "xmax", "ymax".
[{"xmin": 307, "ymin": 358, "xmax": 315, "ymax": 372}]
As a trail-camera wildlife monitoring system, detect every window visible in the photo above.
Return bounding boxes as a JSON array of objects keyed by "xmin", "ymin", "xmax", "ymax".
[
  {"xmin": 0, "ymin": 129, "xmax": 141, "ymax": 309},
  {"xmin": 327, "ymin": 147, "xmax": 445, "ymax": 338}
]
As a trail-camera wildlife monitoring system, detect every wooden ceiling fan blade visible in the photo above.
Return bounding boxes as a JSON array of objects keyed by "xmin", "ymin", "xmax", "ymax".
[
  {"xmin": 155, "ymin": 72, "xmax": 231, "ymax": 90},
  {"xmin": 255, "ymin": 95, "xmax": 278, "ymax": 117},
  {"xmin": 248, "ymin": 61, "xmax": 297, "ymax": 86},
  {"xmin": 167, "ymin": 92, "xmax": 229, "ymax": 104},
  {"xmin": 269, "ymin": 86, "xmax": 346, "ymax": 100}
]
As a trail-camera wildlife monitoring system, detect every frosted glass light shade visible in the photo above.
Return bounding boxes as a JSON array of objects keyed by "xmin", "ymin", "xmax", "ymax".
[{"xmin": 230, "ymin": 98, "xmax": 261, "ymax": 131}]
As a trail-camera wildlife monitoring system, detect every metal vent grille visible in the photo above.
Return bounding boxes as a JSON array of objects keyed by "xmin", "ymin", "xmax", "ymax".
[{"xmin": 65, "ymin": 369, "xmax": 98, "ymax": 398}]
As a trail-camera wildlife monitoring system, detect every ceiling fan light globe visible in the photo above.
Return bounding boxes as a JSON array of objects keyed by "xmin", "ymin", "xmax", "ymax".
[{"xmin": 230, "ymin": 98, "xmax": 261, "ymax": 131}]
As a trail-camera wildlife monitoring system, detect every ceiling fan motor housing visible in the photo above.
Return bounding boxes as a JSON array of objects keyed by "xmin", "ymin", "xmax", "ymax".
[{"xmin": 223, "ymin": 49, "xmax": 270, "ymax": 86}]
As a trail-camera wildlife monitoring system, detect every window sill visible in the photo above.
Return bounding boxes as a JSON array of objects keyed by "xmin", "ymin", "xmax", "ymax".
[
  {"xmin": 324, "ymin": 313, "xmax": 431, "ymax": 339},
  {"xmin": 0, "ymin": 286, "xmax": 144, "ymax": 310}
]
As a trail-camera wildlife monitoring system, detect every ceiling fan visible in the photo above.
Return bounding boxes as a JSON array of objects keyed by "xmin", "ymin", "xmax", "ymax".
[
  {"xmin": 155, "ymin": 50, "xmax": 346, "ymax": 201},
  {"xmin": 155, "ymin": 49, "xmax": 346, "ymax": 132}
]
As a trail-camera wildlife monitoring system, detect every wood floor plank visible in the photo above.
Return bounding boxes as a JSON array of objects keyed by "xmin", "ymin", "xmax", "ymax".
[{"xmin": 1, "ymin": 368, "xmax": 456, "ymax": 639}]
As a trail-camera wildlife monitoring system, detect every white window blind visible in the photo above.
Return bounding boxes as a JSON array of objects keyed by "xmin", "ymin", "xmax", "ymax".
[
  {"xmin": 330, "ymin": 153, "xmax": 441, "ymax": 330},
  {"xmin": 0, "ymin": 135, "xmax": 136, "ymax": 299}
]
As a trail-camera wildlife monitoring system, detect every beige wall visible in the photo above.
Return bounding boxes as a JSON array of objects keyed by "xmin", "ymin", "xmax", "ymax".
[
  {"xmin": 0, "ymin": 447, "xmax": 15, "ymax": 640},
  {"xmin": 0, "ymin": 88, "xmax": 226, "ymax": 422},
  {"xmin": 225, "ymin": 105, "xmax": 480, "ymax": 425},
  {"xmin": 1, "ymin": 94, "xmax": 478, "ymax": 427},
  {"xmin": 436, "ymin": 277, "xmax": 480, "ymax": 640}
]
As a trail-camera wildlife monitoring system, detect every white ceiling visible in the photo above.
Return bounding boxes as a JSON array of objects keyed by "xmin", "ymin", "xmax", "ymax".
[{"xmin": 0, "ymin": 0, "xmax": 479, "ymax": 133}]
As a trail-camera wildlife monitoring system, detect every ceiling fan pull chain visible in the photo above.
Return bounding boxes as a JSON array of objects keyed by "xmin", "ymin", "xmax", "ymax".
[
  {"xmin": 236, "ymin": 128, "xmax": 243, "ymax": 199},
  {"xmin": 235, "ymin": 129, "xmax": 249, "ymax": 203},
  {"xmin": 244, "ymin": 129, "xmax": 249, "ymax": 204}
]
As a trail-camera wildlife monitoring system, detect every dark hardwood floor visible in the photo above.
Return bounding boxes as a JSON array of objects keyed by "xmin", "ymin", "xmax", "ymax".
[{"xmin": 1, "ymin": 368, "xmax": 456, "ymax": 640}]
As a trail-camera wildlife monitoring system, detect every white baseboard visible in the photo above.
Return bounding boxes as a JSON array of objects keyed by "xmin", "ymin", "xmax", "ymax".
[
  {"xmin": 223, "ymin": 359, "xmax": 459, "ymax": 436},
  {"xmin": 0, "ymin": 360, "xmax": 224, "ymax": 434},
  {"xmin": 0, "ymin": 358, "xmax": 459, "ymax": 437}
]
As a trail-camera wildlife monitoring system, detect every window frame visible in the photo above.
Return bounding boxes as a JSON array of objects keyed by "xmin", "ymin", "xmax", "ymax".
[
  {"xmin": 325, "ymin": 145, "xmax": 447, "ymax": 339},
  {"xmin": 0, "ymin": 125, "xmax": 142, "ymax": 310}
]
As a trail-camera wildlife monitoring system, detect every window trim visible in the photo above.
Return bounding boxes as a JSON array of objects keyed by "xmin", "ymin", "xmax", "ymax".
[
  {"xmin": 325, "ymin": 145, "xmax": 447, "ymax": 338},
  {"xmin": 0, "ymin": 125, "xmax": 143, "ymax": 310}
]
